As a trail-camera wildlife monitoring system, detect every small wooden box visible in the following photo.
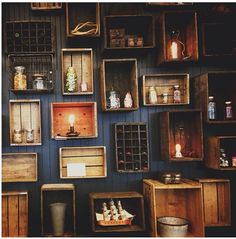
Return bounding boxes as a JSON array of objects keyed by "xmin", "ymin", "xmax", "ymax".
[
  {"xmin": 51, "ymin": 102, "xmax": 97, "ymax": 139},
  {"xmin": 41, "ymin": 184, "xmax": 76, "ymax": 236},
  {"xmin": 115, "ymin": 122, "xmax": 149, "ymax": 173},
  {"xmin": 194, "ymin": 71, "xmax": 236, "ymax": 123},
  {"xmin": 31, "ymin": 3, "xmax": 62, "ymax": 10},
  {"xmin": 59, "ymin": 146, "xmax": 107, "ymax": 179},
  {"xmin": 157, "ymin": 11, "xmax": 198, "ymax": 64},
  {"xmin": 66, "ymin": 3, "xmax": 100, "ymax": 38},
  {"xmin": 206, "ymin": 136, "xmax": 236, "ymax": 170},
  {"xmin": 142, "ymin": 73, "xmax": 190, "ymax": 106},
  {"xmin": 2, "ymin": 191, "xmax": 28, "ymax": 237},
  {"xmin": 100, "ymin": 58, "xmax": 139, "ymax": 111},
  {"xmin": 89, "ymin": 191, "xmax": 145, "ymax": 233},
  {"xmin": 9, "ymin": 99, "xmax": 42, "ymax": 146},
  {"xmin": 104, "ymin": 15, "xmax": 155, "ymax": 49},
  {"xmin": 2, "ymin": 153, "xmax": 38, "ymax": 182},
  {"xmin": 61, "ymin": 48, "xmax": 93, "ymax": 95},
  {"xmin": 143, "ymin": 179, "xmax": 204, "ymax": 237},
  {"xmin": 197, "ymin": 179, "xmax": 231, "ymax": 227},
  {"xmin": 159, "ymin": 110, "xmax": 204, "ymax": 161}
]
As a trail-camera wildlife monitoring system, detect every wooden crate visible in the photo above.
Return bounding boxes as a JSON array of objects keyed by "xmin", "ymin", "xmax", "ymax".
[
  {"xmin": 8, "ymin": 54, "xmax": 54, "ymax": 93},
  {"xmin": 5, "ymin": 21, "xmax": 54, "ymax": 53},
  {"xmin": 159, "ymin": 110, "xmax": 204, "ymax": 161},
  {"xmin": 143, "ymin": 179, "xmax": 204, "ymax": 237},
  {"xmin": 61, "ymin": 48, "xmax": 93, "ymax": 95},
  {"xmin": 66, "ymin": 3, "xmax": 100, "ymax": 38},
  {"xmin": 142, "ymin": 73, "xmax": 189, "ymax": 106},
  {"xmin": 2, "ymin": 191, "xmax": 28, "ymax": 237},
  {"xmin": 51, "ymin": 102, "xmax": 97, "ymax": 139},
  {"xmin": 9, "ymin": 99, "xmax": 42, "ymax": 146},
  {"xmin": 89, "ymin": 191, "xmax": 145, "ymax": 233},
  {"xmin": 104, "ymin": 15, "xmax": 155, "ymax": 49},
  {"xmin": 59, "ymin": 146, "xmax": 107, "ymax": 179},
  {"xmin": 157, "ymin": 11, "xmax": 198, "ymax": 64},
  {"xmin": 41, "ymin": 184, "xmax": 76, "ymax": 236},
  {"xmin": 194, "ymin": 71, "xmax": 236, "ymax": 124},
  {"xmin": 197, "ymin": 179, "xmax": 231, "ymax": 227},
  {"xmin": 31, "ymin": 3, "xmax": 62, "ymax": 10},
  {"xmin": 115, "ymin": 122, "xmax": 149, "ymax": 173},
  {"xmin": 100, "ymin": 59, "xmax": 139, "ymax": 111},
  {"xmin": 206, "ymin": 136, "xmax": 236, "ymax": 170},
  {"xmin": 2, "ymin": 153, "xmax": 38, "ymax": 182}
]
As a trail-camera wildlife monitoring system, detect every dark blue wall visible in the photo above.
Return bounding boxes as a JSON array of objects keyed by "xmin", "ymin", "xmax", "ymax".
[{"xmin": 2, "ymin": 3, "xmax": 236, "ymax": 236}]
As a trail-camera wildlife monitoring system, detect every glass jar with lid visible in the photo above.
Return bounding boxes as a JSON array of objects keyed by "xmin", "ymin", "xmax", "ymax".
[
  {"xmin": 33, "ymin": 74, "xmax": 46, "ymax": 90},
  {"xmin": 173, "ymin": 85, "xmax": 181, "ymax": 103},
  {"xmin": 14, "ymin": 66, "xmax": 27, "ymax": 90},
  {"xmin": 13, "ymin": 129, "xmax": 23, "ymax": 143},
  {"xmin": 225, "ymin": 101, "xmax": 233, "ymax": 120}
]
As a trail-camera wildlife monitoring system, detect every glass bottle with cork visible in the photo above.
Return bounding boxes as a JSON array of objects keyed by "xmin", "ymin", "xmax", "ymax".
[
  {"xmin": 208, "ymin": 96, "xmax": 216, "ymax": 120},
  {"xmin": 225, "ymin": 101, "xmax": 233, "ymax": 120}
]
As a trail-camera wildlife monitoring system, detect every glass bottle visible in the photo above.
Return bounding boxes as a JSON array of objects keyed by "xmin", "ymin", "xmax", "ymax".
[
  {"xmin": 162, "ymin": 93, "xmax": 168, "ymax": 104},
  {"xmin": 26, "ymin": 129, "xmax": 34, "ymax": 143},
  {"xmin": 65, "ymin": 66, "xmax": 77, "ymax": 92},
  {"xmin": 14, "ymin": 66, "xmax": 27, "ymax": 90},
  {"xmin": 108, "ymin": 90, "xmax": 120, "ymax": 109},
  {"xmin": 148, "ymin": 86, "xmax": 158, "ymax": 104},
  {"xmin": 225, "ymin": 101, "xmax": 233, "ymax": 120},
  {"xmin": 173, "ymin": 85, "xmax": 181, "ymax": 103},
  {"xmin": 13, "ymin": 129, "xmax": 23, "ymax": 143},
  {"xmin": 208, "ymin": 96, "xmax": 216, "ymax": 120}
]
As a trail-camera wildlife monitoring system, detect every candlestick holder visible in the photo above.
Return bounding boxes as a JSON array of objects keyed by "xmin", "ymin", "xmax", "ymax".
[{"xmin": 66, "ymin": 126, "xmax": 79, "ymax": 137}]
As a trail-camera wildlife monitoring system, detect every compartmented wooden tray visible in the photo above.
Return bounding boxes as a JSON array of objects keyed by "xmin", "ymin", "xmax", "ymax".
[
  {"xmin": 31, "ymin": 2, "xmax": 62, "ymax": 10},
  {"xmin": 59, "ymin": 146, "xmax": 107, "ymax": 179}
]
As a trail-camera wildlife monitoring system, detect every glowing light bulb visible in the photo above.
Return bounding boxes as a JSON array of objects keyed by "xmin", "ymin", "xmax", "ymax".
[
  {"xmin": 68, "ymin": 114, "xmax": 75, "ymax": 127},
  {"xmin": 175, "ymin": 144, "xmax": 182, "ymax": 158},
  {"xmin": 171, "ymin": 41, "xmax": 178, "ymax": 59}
]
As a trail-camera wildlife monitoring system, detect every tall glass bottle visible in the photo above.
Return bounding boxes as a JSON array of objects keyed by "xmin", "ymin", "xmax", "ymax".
[{"xmin": 208, "ymin": 96, "xmax": 216, "ymax": 120}]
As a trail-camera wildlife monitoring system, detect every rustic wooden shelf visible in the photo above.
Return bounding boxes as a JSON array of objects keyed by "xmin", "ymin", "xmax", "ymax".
[
  {"xmin": 66, "ymin": 3, "xmax": 100, "ymax": 38},
  {"xmin": 41, "ymin": 184, "xmax": 76, "ymax": 236},
  {"xmin": 197, "ymin": 179, "xmax": 231, "ymax": 227},
  {"xmin": 143, "ymin": 179, "xmax": 204, "ymax": 237},
  {"xmin": 5, "ymin": 20, "xmax": 54, "ymax": 53},
  {"xmin": 51, "ymin": 102, "xmax": 97, "ymax": 139},
  {"xmin": 61, "ymin": 48, "xmax": 93, "ymax": 95},
  {"xmin": 100, "ymin": 58, "xmax": 139, "ymax": 111},
  {"xmin": 8, "ymin": 54, "xmax": 54, "ymax": 93},
  {"xmin": 194, "ymin": 71, "xmax": 236, "ymax": 123},
  {"xmin": 2, "ymin": 191, "xmax": 28, "ymax": 237},
  {"xmin": 59, "ymin": 146, "xmax": 107, "ymax": 179},
  {"xmin": 157, "ymin": 10, "xmax": 198, "ymax": 64},
  {"xmin": 115, "ymin": 122, "xmax": 149, "ymax": 173},
  {"xmin": 31, "ymin": 2, "xmax": 62, "ymax": 10},
  {"xmin": 89, "ymin": 191, "xmax": 145, "ymax": 233},
  {"xmin": 104, "ymin": 15, "xmax": 155, "ymax": 49},
  {"xmin": 159, "ymin": 110, "xmax": 204, "ymax": 161},
  {"xmin": 9, "ymin": 99, "xmax": 42, "ymax": 146},
  {"xmin": 2, "ymin": 153, "xmax": 38, "ymax": 182},
  {"xmin": 206, "ymin": 136, "xmax": 236, "ymax": 170},
  {"xmin": 142, "ymin": 73, "xmax": 189, "ymax": 106}
]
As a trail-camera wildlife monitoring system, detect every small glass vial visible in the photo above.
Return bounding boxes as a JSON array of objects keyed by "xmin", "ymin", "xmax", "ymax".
[
  {"xmin": 162, "ymin": 93, "xmax": 168, "ymax": 104},
  {"xmin": 149, "ymin": 87, "xmax": 158, "ymax": 104},
  {"xmin": 173, "ymin": 85, "xmax": 181, "ymax": 103},
  {"xmin": 208, "ymin": 96, "xmax": 216, "ymax": 120},
  {"xmin": 14, "ymin": 66, "xmax": 27, "ymax": 90},
  {"xmin": 26, "ymin": 129, "xmax": 34, "ymax": 143},
  {"xmin": 13, "ymin": 129, "xmax": 23, "ymax": 143},
  {"xmin": 225, "ymin": 101, "xmax": 233, "ymax": 120}
]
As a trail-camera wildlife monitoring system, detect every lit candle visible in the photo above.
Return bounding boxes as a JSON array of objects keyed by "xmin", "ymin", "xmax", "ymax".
[
  {"xmin": 171, "ymin": 40, "xmax": 178, "ymax": 59},
  {"xmin": 68, "ymin": 114, "xmax": 75, "ymax": 127},
  {"xmin": 175, "ymin": 144, "xmax": 183, "ymax": 158}
]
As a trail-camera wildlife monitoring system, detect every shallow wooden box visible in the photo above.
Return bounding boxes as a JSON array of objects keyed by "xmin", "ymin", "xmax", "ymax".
[
  {"xmin": 31, "ymin": 2, "xmax": 62, "ymax": 10},
  {"xmin": 41, "ymin": 184, "xmax": 76, "ymax": 236},
  {"xmin": 142, "ymin": 73, "xmax": 189, "ymax": 106},
  {"xmin": 115, "ymin": 122, "xmax": 149, "ymax": 173},
  {"xmin": 9, "ymin": 99, "xmax": 42, "ymax": 146},
  {"xmin": 194, "ymin": 71, "xmax": 236, "ymax": 124},
  {"xmin": 61, "ymin": 48, "xmax": 93, "ymax": 95},
  {"xmin": 89, "ymin": 191, "xmax": 145, "ymax": 233},
  {"xmin": 2, "ymin": 191, "xmax": 28, "ymax": 237},
  {"xmin": 66, "ymin": 3, "xmax": 100, "ymax": 38},
  {"xmin": 59, "ymin": 146, "xmax": 107, "ymax": 179},
  {"xmin": 143, "ymin": 179, "xmax": 204, "ymax": 237},
  {"xmin": 51, "ymin": 102, "xmax": 97, "ymax": 139},
  {"xmin": 100, "ymin": 58, "xmax": 139, "ymax": 111},
  {"xmin": 197, "ymin": 179, "xmax": 231, "ymax": 227},
  {"xmin": 2, "ymin": 153, "xmax": 38, "ymax": 182},
  {"xmin": 157, "ymin": 11, "xmax": 198, "ymax": 64},
  {"xmin": 206, "ymin": 136, "xmax": 236, "ymax": 170},
  {"xmin": 159, "ymin": 110, "xmax": 204, "ymax": 161},
  {"xmin": 8, "ymin": 53, "xmax": 54, "ymax": 94},
  {"xmin": 104, "ymin": 15, "xmax": 155, "ymax": 49}
]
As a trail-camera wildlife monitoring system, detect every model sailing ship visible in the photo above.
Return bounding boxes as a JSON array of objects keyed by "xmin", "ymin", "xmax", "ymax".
[{"xmin": 96, "ymin": 199, "xmax": 135, "ymax": 226}]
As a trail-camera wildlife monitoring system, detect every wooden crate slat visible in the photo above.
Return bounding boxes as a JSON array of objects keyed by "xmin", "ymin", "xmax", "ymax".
[
  {"xmin": 8, "ymin": 195, "xmax": 19, "ymax": 236},
  {"xmin": 2, "ymin": 196, "xmax": 9, "ymax": 237},
  {"xmin": 18, "ymin": 194, "xmax": 28, "ymax": 236}
]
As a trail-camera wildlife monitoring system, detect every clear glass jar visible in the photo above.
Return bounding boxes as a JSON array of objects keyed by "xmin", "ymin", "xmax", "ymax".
[
  {"xmin": 14, "ymin": 66, "xmax": 27, "ymax": 90},
  {"xmin": 173, "ymin": 85, "xmax": 181, "ymax": 103},
  {"xmin": 208, "ymin": 96, "xmax": 216, "ymax": 120},
  {"xmin": 33, "ymin": 74, "xmax": 46, "ymax": 90},
  {"xmin": 108, "ymin": 90, "xmax": 120, "ymax": 109},
  {"xmin": 148, "ymin": 87, "xmax": 158, "ymax": 104},
  {"xmin": 26, "ymin": 129, "xmax": 34, "ymax": 143},
  {"xmin": 225, "ymin": 101, "xmax": 233, "ymax": 120},
  {"xmin": 162, "ymin": 93, "xmax": 168, "ymax": 104},
  {"xmin": 13, "ymin": 129, "xmax": 23, "ymax": 143}
]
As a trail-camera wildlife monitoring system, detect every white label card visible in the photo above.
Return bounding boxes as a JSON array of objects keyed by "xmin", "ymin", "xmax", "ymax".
[{"xmin": 67, "ymin": 163, "xmax": 86, "ymax": 177}]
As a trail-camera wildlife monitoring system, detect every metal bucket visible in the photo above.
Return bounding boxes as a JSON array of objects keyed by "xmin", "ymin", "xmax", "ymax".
[{"xmin": 157, "ymin": 216, "xmax": 189, "ymax": 237}]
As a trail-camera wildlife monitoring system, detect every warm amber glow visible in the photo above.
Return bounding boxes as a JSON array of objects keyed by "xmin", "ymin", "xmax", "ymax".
[
  {"xmin": 175, "ymin": 144, "xmax": 182, "ymax": 158},
  {"xmin": 171, "ymin": 41, "xmax": 178, "ymax": 59},
  {"xmin": 68, "ymin": 114, "xmax": 75, "ymax": 127}
]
